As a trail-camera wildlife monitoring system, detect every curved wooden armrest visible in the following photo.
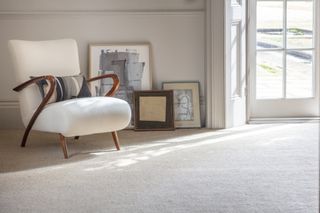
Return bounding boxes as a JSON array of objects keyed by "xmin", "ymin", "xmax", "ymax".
[
  {"xmin": 87, "ymin": 74, "xmax": 120, "ymax": 97},
  {"xmin": 13, "ymin": 75, "xmax": 56, "ymax": 147},
  {"xmin": 13, "ymin": 76, "xmax": 55, "ymax": 92}
]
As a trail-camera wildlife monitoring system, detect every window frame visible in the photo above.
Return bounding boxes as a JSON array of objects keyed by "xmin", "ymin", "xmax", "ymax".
[{"xmin": 255, "ymin": 0, "xmax": 316, "ymax": 100}]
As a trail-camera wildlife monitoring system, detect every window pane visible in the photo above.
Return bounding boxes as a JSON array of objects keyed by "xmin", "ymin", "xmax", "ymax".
[
  {"xmin": 287, "ymin": 1, "xmax": 313, "ymax": 49},
  {"xmin": 256, "ymin": 51, "xmax": 284, "ymax": 99},
  {"xmin": 286, "ymin": 50, "xmax": 313, "ymax": 98},
  {"xmin": 257, "ymin": 1, "xmax": 283, "ymax": 49}
]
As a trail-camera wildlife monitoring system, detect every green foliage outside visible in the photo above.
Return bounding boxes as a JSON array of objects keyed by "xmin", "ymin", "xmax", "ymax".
[
  {"xmin": 288, "ymin": 28, "xmax": 304, "ymax": 35},
  {"xmin": 259, "ymin": 64, "xmax": 280, "ymax": 75}
]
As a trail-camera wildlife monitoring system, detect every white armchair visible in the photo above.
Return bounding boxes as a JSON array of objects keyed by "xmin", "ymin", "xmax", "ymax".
[{"xmin": 9, "ymin": 39, "xmax": 131, "ymax": 158}]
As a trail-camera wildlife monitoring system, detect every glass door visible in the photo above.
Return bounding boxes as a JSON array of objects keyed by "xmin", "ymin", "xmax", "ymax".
[{"xmin": 249, "ymin": 0, "xmax": 319, "ymax": 118}]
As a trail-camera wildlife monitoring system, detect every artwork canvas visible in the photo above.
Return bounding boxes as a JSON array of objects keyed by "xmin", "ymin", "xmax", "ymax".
[
  {"xmin": 89, "ymin": 43, "xmax": 151, "ymax": 126},
  {"xmin": 173, "ymin": 89, "xmax": 194, "ymax": 121},
  {"xmin": 139, "ymin": 96, "xmax": 167, "ymax": 122},
  {"xmin": 162, "ymin": 82, "xmax": 201, "ymax": 128}
]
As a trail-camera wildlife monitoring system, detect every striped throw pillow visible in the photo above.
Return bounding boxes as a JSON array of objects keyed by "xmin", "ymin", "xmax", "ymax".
[{"xmin": 34, "ymin": 75, "xmax": 92, "ymax": 104}]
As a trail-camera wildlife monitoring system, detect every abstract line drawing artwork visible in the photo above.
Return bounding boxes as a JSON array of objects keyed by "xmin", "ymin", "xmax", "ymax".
[
  {"xmin": 174, "ymin": 89, "xmax": 194, "ymax": 121},
  {"xmin": 162, "ymin": 82, "xmax": 201, "ymax": 128},
  {"xmin": 98, "ymin": 49, "xmax": 144, "ymax": 100},
  {"xmin": 89, "ymin": 44, "xmax": 151, "ymax": 126}
]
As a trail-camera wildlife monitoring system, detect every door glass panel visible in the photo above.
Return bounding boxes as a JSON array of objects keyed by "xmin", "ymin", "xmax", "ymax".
[
  {"xmin": 256, "ymin": 51, "xmax": 283, "ymax": 99},
  {"xmin": 286, "ymin": 50, "xmax": 313, "ymax": 98},
  {"xmin": 287, "ymin": 1, "xmax": 313, "ymax": 49},
  {"xmin": 257, "ymin": 1, "xmax": 283, "ymax": 49}
]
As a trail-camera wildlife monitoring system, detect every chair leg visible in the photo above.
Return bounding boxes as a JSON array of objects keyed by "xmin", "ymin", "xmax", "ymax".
[
  {"xmin": 59, "ymin": 134, "xmax": 69, "ymax": 159},
  {"xmin": 20, "ymin": 123, "xmax": 33, "ymax": 147},
  {"xmin": 111, "ymin": 131, "xmax": 120, "ymax": 151}
]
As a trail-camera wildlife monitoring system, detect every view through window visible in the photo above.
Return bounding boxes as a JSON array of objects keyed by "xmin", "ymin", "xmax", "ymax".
[{"xmin": 256, "ymin": 0, "xmax": 314, "ymax": 99}]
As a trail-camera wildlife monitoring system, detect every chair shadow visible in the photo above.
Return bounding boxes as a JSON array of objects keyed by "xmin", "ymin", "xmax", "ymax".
[{"xmin": 0, "ymin": 124, "xmax": 284, "ymax": 173}]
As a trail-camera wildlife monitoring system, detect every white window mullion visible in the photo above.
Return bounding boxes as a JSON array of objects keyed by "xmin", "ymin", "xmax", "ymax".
[
  {"xmin": 283, "ymin": 0, "xmax": 287, "ymax": 99},
  {"xmin": 312, "ymin": 0, "xmax": 316, "ymax": 97},
  {"xmin": 249, "ymin": 0, "xmax": 319, "ymax": 119},
  {"xmin": 253, "ymin": 0, "xmax": 316, "ymax": 101}
]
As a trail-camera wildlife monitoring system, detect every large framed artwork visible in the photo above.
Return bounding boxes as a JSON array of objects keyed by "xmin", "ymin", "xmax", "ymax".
[
  {"xmin": 162, "ymin": 82, "xmax": 201, "ymax": 128},
  {"xmin": 89, "ymin": 43, "xmax": 151, "ymax": 126}
]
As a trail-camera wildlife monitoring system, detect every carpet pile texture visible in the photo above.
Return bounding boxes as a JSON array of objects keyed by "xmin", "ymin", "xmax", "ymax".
[{"xmin": 0, "ymin": 123, "xmax": 318, "ymax": 213}]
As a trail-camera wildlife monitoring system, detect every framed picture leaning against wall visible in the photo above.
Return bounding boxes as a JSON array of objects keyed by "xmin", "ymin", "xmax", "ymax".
[
  {"xmin": 89, "ymin": 43, "xmax": 151, "ymax": 127},
  {"xmin": 162, "ymin": 82, "xmax": 201, "ymax": 128},
  {"xmin": 134, "ymin": 90, "xmax": 174, "ymax": 131}
]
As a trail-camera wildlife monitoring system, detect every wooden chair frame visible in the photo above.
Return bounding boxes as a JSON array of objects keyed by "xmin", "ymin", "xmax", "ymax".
[{"xmin": 13, "ymin": 74, "xmax": 121, "ymax": 159}]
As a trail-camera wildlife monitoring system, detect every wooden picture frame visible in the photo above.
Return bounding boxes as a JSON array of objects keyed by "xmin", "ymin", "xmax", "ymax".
[
  {"xmin": 89, "ymin": 43, "xmax": 151, "ymax": 127},
  {"xmin": 162, "ymin": 82, "xmax": 201, "ymax": 128},
  {"xmin": 134, "ymin": 90, "xmax": 175, "ymax": 131}
]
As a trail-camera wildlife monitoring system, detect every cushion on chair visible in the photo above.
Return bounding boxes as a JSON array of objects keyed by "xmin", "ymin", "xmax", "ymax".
[
  {"xmin": 32, "ymin": 97, "xmax": 131, "ymax": 137},
  {"xmin": 33, "ymin": 74, "xmax": 91, "ymax": 104}
]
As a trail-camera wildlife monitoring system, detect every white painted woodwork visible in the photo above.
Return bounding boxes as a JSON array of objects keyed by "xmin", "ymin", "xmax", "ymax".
[
  {"xmin": 248, "ymin": 0, "xmax": 319, "ymax": 118},
  {"xmin": 225, "ymin": 0, "xmax": 247, "ymax": 127},
  {"xmin": 205, "ymin": 0, "xmax": 226, "ymax": 129}
]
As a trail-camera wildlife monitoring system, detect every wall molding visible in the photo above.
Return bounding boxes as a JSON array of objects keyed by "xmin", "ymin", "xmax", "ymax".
[
  {"xmin": 0, "ymin": 99, "xmax": 207, "ymax": 106},
  {"xmin": 0, "ymin": 101, "xmax": 23, "ymax": 129},
  {"xmin": 0, "ymin": 101, "xmax": 19, "ymax": 108},
  {"xmin": 0, "ymin": 10, "xmax": 204, "ymax": 16}
]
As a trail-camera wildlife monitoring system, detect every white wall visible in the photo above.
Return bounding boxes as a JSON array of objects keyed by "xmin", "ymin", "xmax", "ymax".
[{"xmin": 0, "ymin": 0, "xmax": 206, "ymax": 129}]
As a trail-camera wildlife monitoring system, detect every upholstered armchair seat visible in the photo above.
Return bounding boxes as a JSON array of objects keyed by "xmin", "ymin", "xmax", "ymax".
[{"xmin": 32, "ymin": 97, "xmax": 131, "ymax": 137}]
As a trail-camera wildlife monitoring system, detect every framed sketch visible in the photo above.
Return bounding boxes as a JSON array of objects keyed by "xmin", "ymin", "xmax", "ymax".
[
  {"xmin": 162, "ymin": 82, "xmax": 201, "ymax": 128},
  {"xmin": 134, "ymin": 90, "xmax": 175, "ymax": 131},
  {"xmin": 89, "ymin": 43, "xmax": 151, "ymax": 126}
]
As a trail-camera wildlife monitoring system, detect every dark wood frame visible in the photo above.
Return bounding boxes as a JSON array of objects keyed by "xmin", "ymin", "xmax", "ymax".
[
  {"xmin": 134, "ymin": 90, "xmax": 175, "ymax": 131},
  {"xmin": 13, "ymin": 74, "xmax": 121, "ymax": 159}
]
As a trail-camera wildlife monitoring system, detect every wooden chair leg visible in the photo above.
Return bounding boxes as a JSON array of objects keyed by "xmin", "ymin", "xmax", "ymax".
[
  {"xmin": 20, "ymin": 122, "xmax": 34, "ymax": 147},
  {"xmin": 111, "ymin": 131, "xmax": 120, "ymax": 151},
  {"xmin": 59, "ymin": 134, "xmax": 69, "ymax": 159}
]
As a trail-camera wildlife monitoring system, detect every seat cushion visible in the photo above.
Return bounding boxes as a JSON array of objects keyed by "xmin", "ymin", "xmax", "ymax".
[{"xmin": 32, "ymin": 97, "xmax": 131, "ymax": 137}]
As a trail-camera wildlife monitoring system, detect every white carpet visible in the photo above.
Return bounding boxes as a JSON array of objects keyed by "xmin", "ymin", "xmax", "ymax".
[{"xmin": 0, "ymin": 123, "xmax": 319, "ymax": 213}]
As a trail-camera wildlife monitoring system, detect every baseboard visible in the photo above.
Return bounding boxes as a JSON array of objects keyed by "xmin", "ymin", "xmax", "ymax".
[
  {"xmin": 0, "ymin": 101, "xmax": 24, "ymax": 129},
  {"xmin": 248, "ymin": 117, "xmax": 320, "ymax": 124},
  {"xmin": 0, "ymin": 100, "xmax": 207, "ymax": 129}
]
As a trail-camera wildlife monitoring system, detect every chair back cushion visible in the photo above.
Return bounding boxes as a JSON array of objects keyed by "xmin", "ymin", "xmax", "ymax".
[
  {"xmin": 35, "ymin": 75, "xmax": 91, "ymax": 104},
  {"xmin": 8, "ymin": 39, "xmax": 81, "ymax": 126}
]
